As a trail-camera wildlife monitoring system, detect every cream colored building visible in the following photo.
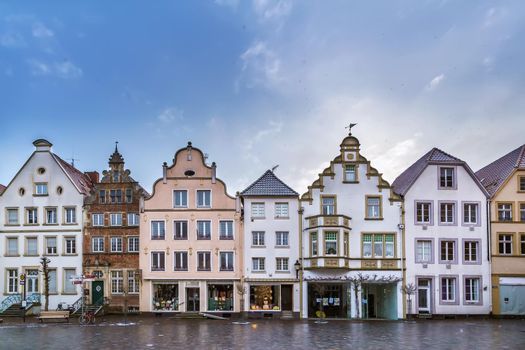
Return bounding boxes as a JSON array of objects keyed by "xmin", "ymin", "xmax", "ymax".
[{"xmin": 139, "ymin": 142, "xmax": 243, "ymax": 315}]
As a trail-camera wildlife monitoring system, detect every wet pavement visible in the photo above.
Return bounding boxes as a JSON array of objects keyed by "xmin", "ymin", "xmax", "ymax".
[{"xmin": 0, "ymin": 316, "xmax": 524, "ymax": 349}]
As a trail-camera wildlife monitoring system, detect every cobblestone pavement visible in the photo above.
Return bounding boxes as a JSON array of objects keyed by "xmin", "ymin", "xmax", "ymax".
[{"xmin": 0, "ymin": 316, "xmax": 524, "ymax": 350}]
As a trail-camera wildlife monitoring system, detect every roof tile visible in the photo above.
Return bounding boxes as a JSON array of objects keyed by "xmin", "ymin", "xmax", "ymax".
[{"xmin": 241, "ymin": 170, "xmax": 298, "ymax": 196}]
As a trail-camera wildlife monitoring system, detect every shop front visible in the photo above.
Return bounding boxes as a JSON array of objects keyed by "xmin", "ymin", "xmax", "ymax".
[
  {"xmin": 361, "ymin": 282, "xmax": 398, "ymax": 319},
  {"xmin": 207, "ymin": 283, "xmax": 234, "ymax": 312},
  {"xmin": 152, "ymin": 282, "xmax": 180, "ymax": 311},
  {"xmin": 307, "ymin": 282, "xmax": 348, "ymax": 318}
]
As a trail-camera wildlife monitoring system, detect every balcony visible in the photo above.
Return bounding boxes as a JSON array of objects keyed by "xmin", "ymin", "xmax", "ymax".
[{"xmin": 305, "ymin": 214, "xmax": 351, "ymax": 230}]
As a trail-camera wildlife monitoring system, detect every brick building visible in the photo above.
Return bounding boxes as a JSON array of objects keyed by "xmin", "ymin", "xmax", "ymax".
[{"xmin": 83, "ymin": 144, "xmax": 148, "ymax": 313}]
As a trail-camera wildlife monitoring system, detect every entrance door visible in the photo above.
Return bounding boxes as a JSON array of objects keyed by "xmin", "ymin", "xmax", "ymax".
[
  {"xmin": 186, "ymin": 288, "xmax": 200, "ymax": 312},
  {"xmin": 367, "ymin": 293, "xmax": 376, "ymax": 318},
  {"xmin": 281, "ymin": 285, "xmax": 293, "ymax": 311},
  {"xmin": 417, "ymin": 279, "xmax": 431, "ymax": 314},
  {"xmin": 26, "ymin": 270, "xmax": 39, "ymax": 294},
  {"xmin": 92, "ymin": 281, "xmax": 104, "ymax": 305}
]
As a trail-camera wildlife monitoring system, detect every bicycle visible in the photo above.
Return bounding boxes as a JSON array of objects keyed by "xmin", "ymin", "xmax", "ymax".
[{"xmin": 79, "ymin": 310, "xmax": 96, "ymax": 325}]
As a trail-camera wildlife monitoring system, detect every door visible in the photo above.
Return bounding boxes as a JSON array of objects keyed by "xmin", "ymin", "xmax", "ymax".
[
  {"xmin": 417, "ymin": 279, "xmax": 431, "ymax": 314},
  {"xmin": 367, "ymin": 293, "xmax": 376, "ymax": 318},
  {"xmin": 26, "ymin": 270, "xmax": 39, "ymax": 294},
  {"xmin": 186, "ymin": 288, "xmax": 200, "ymax": 312},
  {"xmin": 499, "ymin": 285, "xmax": 525, "ymax": 315},
  {"xmin": 92, "ymin": 281, "xmax": 104, "ymax": 305},
  {"xmin": 281, "ymin": 285, "xmax": 293, "ymax": 311}
]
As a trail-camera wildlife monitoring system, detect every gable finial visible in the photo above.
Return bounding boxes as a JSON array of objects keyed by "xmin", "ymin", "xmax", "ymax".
[
  {"xmin": 115, "ymin": 141, "xmax": 119, "ymax": 153},
  {"xmin": 346, "ymin": 123, "xmax": 357, "ymax": 136}
]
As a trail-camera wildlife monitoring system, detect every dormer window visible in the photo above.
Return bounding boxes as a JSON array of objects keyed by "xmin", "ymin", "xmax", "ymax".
[
  {"xmin": 35, "ymin": 183, "xmax": 48, "ymax": 195},
  {"xmin": 439, "ymin": 167, "xmax": 455, "ymax": 189}
]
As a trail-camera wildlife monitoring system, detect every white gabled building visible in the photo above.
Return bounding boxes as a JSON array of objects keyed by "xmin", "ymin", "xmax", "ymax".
[
  {"xmin": 240, "ymin": 170, "xmax": 300, "ymax": 318},
  {"xmin": 392, "ymin": 148, "xmax": 491, "ymax": 316},
  {"xmin": 300, "ymin": 132, "xmax": 404, "ymax": 320},
  {"xmin": 0, "ymin": 139, "xmax": 92, "ymax": 312}
]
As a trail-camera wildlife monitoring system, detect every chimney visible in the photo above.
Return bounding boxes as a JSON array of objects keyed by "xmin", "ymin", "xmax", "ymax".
[
  {"xmin": 33, "ymin": 139, "xmax": 53, "ymax": 152},
  {"xmin": 235, "ymin": 192, "xmax": 241, "ymax": 213},
  {"xmin": 211, "ymin": 162, "xmax": 217, "ymax": 184},
  {"xmin": 84, "ymin": 171, "xmax": 99, "ymax": 183},
  {"xmin": 162, "ymin": 162, "xmax": 168, "ymax": 184},
  {"xmin": 187, "ymin": 141, "xmax": 192, "ymax": 161}
]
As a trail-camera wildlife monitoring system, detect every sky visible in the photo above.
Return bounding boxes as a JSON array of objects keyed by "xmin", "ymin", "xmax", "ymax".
[{"xmin": 1, "ymin": 0, "xmax": 524, "ymax": 195}]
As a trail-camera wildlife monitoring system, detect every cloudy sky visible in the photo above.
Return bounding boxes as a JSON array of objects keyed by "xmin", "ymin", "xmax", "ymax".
[{"xmin": 1, "ymin": 0, "xmax": 524, "ymax": 194}]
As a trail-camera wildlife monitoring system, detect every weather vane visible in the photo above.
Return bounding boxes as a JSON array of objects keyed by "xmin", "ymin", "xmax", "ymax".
[{"xmin": 346, "ymin": 123, "xmax": 357, "ymax": 136}]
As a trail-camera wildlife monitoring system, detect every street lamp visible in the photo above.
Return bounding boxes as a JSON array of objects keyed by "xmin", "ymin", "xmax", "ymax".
[{"xmin": 294, "ymin": 260, "xmax": 301, "ymax": 279}]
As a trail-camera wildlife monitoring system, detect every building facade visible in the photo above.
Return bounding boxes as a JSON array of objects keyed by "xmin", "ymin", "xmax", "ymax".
[
  {"xmin": 240, "ymin": 170, "xmax": 300, "ymax": 318},
  {"xmin": 300, "ymin": 133, "xmax": 404, "ymax": 319},
  {"xmin": 0, "ymin": 139, "xmax": 92, "ymax": 310},
  {"xmin": 139, "ymin": 142, "xmax": 243, "ymax": 315},
  {"xmin": 83, "ymin": 144, "xmax": 147, "ymax": 313},
  {"xmin": 393, "ymin": 148, "xmax": 491, "ymax": 316},
  {"xmin": 476, "ymin": 144, "xmax": 525, "ymax": 315}
]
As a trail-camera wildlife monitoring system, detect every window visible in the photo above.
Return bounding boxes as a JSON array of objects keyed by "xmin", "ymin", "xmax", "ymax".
[
  {"xmin": 99, "ymin": 190, "xmax": 106, "ymax": 204},
  {"xmin": 174, "ymin": 251, "xmax": 188, "ymax": 271},
  {"xmin": 366, "ymin": 196, "xmax": 381, "ymax": 218},
  {"xmin": 7, "ymin": 237, "xmax": 18, "ymax": 256},
  {"xmin": 344, "ymin": 232, "xmax": 349, "ymax": 256},
  {"xmin": 128, "ymin": 271, "xmax": 140, "ymax": 294},
  {"xmin": 197, "ymin": 220, "xmax": 211, "ymax": 240},
  {"xmin": 111, "ymin": 271, "xmax": 124, "ymax": 294},
  {"xmin": 363, "ymin": 234, "xmax": 372, "ymax": 258},
  {"xmin": 374, "ymin": 234, "xmax": 383, "ymax": 257},
  {"xmin": 519, "ymin": 176, "xmax": 525, "ymax": 191},
  {"xmin": 127, "ymin": 213, "xmax": 139, "ymax": 226},
  {"xmin": 174, "ymin": 220, "xmax": 188, "ymax": 240},
  {"xmin": 92, "ymin": 237, "xmax": 104, "ymax": 253},
  {"xmin": 128, "ymin": 236, "xmax": 139, "ymax": 252},
  {"xmin": 151, "ymin": 252, "xmax": 166, "ymax": 271},
  {"xmin": 464, "ymin": 277, "xmax": 481, "ymax": 303},
  {"xmin": 196, "ymin": 190, "xmax": 211, "ymax": 208},
  {"xmin": 110, "ymin": 213, "xmax": 122, "ymax": 226},
  {"xmin": 441, "ymin": 277, "xmax": 457, "ymax": 303},
  {"xmin": 321, "ymin": 197, "xmax": 336, "ymax": 215},
  {"xmin": 275, "ymin": 203, "xmax": 289, "ymax": 218},
  {"xmin": 252, "ymin": 257, "xmax": 265, "ymax": 271},
  {"xmin": 26, "ymin": 208, "xmax": 38, "ymax": 224},
  {"xmin": 385, "ymin": 234, "xmax": 395, "ymax": 258},
  {"xmin": 151, "ymin": 221, "xmax": 165, "ymax": 240},
  {"xmin": 110, "ymin": 189, "xmax": 123, "ymax": 203},
  {"xmin": 439, "ymin": 167, "xmax": 455, "ymax": 189},
  {"xmin": 48, "ymin": 269, "xmax": 57, "ymax": 294},
  {"xmin": 64, "ymin": 207, "xmax": 76, "ymax": 224},
  {"xmin": 92, "ymin": 213, "xmax": 104, "ymax": 226},
  {"xmin": 363, "ymin": 233, "xmax": 395, "ymax": 258},
  {"xmin": 220, "ymin": 252, "xmax": 234, "ymax": 271},
  {"xmin": 416, "ymin": 240, "xmax": 432, "ymax": 263},
  {"xmin": 111, "ymin": 237, "xmax": 123, "ymax": 252},
  {"xmin": 440, "ymin": 240, "xmax": 455, "ymax": 263},
  {"xmin": 344, "ymin": 164, "xmax": 356, "ymax": 182},
  {"xmin": 276, "ymin": 231, "xmax": 289, "ymax": 247},
  {"xmin": 125, "ymin": 188, "xmax": 133, "ymax": 203},
  {"xmin": 197, "ymin": 252, "xmax": 211, "ymax": 271},
  {"xmin": 520, "ymin": 203, "xmax": 525, "ymax": 222},
  {"xmin": 252, "ymin": 231, "xmax": 265, "ymax": 246},
  {"xmin": 440, "ymin": 202, "xmax": 455, "ymax": 224},
  {"xmin": 35, "ymin": 183, "xmax": 48, "ymax": 195},
  {"xmin": 499, "ymin": 234, "xmax": 512, "ymax": 255},
  {"xmin": 6, "ymin": 208, "xmax": 19, "ymax": 225},
  {"xmin": 173, "ymin": 190, "xmax": 188, "ymax": 208},
  {"xmin": 325, "ymin": 232, "xmax": 337, "ymax": 255},
  {"xmin": 251, "ymin": 203, "xmax": 265, "ymax": 218},
  {"xmin": 46, "ymin": 208, "xmax": 57, "ymax": 224},
  {"xmin": 45, "ymin": 237, "xmax": 57, "ymax": 255},
  {"xmin": 416, "ymin": 202, "xmax": 432, "ymax": 224},
  {"xmin": 219, "ymin": 220, "xmax": 234, "ymax": 240},
  {"xmin": 520, "ymin": 234, "xmax": 525, "ymax": 255},
  {"xmin": 26, "ymin": 237, "xmax": 38, "ymax": 256},
  {"xmin": 311, "ymin": 232, "xmax": 318, "ymax": 256},
  {"xmin": 65, "ymin": 237, "xmax": 76, "ymax": 255},
  {"xmin": 276, "ymin": 257, "xmax": 289, "ymax": 272},
  {"xmin": 7, "ymin": 269, "xmax": 18, "ymax": 293},
  {"xmin": 463, "ymin": 203, "xmax": 478, "ymax": 225},
  {"xmin": 498, "ymin": 203, "xmax": 513, "ymax": 222},
  {"xmin": 464, "ymin": 240, "xmax": 479, "ymax": 263},
  {"xmin": 64, "ymin": 269, "xmax": 76, "ymax": 294}
]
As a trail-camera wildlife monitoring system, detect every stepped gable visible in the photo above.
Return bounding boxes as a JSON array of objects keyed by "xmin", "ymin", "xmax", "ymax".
[
  {"xmin": 475, "ymin": 144, "xmax": 525, "ymax": 196},
  {"xmin": 241, "ymin": 170, "xmax": 298, "ymax": 197}
]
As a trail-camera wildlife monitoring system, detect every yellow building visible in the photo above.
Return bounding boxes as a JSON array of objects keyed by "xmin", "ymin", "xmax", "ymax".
[{"xmin": 476, "ymin": 144, "xmax": 525, "ymax": 315}]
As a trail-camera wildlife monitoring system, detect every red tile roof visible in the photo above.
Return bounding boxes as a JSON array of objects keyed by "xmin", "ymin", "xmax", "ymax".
[
  {"xmin": 52, "ymin": 153, "xmax": 93, "ymax": 195},
  {"xmin": 0, "ymin": 184, "xmax": 5, "ymax": 195},
  {"xmin": 475, "ymin": 144, "xmax": 525, "ymax": 197}
]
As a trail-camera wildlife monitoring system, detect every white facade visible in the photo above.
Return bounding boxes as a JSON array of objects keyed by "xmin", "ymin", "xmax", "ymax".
[
  {"xmin": 402, "ymin": 160, "xmax": 491, "ymax": 315},
  {"xmin": 300, "ymin": 135, "xmax": 404, "ymax": 319},
  {"xmin": 0, "ymin": 140, "xmax": 89, "ymax": 310}
]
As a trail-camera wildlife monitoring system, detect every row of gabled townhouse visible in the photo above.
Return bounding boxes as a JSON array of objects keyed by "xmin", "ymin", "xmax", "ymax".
[{"xmin": 0, "ymin": 133, "xmax": 523, "ymax": 318}]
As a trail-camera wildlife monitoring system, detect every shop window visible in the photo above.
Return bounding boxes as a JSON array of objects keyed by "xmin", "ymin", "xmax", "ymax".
[
  {"xmin": 208, "ymin": 284, "xmax": 233, "ymax": 311},
  {"xmin": 250, "ymin": 285, "xmax": 280, "ymax": 311},
  {"xmin": 153, "ymin": 284, "xmax": 179, "ymax": 311}
]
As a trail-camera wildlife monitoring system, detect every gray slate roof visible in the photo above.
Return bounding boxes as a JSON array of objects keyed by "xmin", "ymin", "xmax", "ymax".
[
  {"xmin": 392, "ymin": 148, "xmax": 467, "ymax": 196},
  {"xmin": 241, "ymin": 170, "xmax": 298, "ymax": 197},
  {"xmin": 475, "ymin": 144, "xmax": 525, "ymax": 197}
]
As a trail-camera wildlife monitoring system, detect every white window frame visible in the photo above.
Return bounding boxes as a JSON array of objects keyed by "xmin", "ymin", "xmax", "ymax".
[
  {"xmin": 275, "ymin": 202, "xmax": 289, "ymax": 218},
  {"xmin": 173, "ymin": 190, "xmax": 188, "ymax": 208},
  {"xmin": 6, "ymin": 208, "xmax": 19, "ymax": 225},
  {"xmin": 127, "ymin": 213, "xmax": 139, "ymax": 226},
  {"xmin": 111, "ymin": 270, "xmax": 124, "ymax": 294},
  {"xmin": 45, "ymin": 236, "xmax": 57, "ymax": 255},
  {"xmin": 275, "ymin": 231, "xmax": 289, "ymax": 247},
  {"xmin": 110, "ymin": 237, "xmax": 123, "ymax": 253},
  {"xmin": 92, "ymin": 237, "xmax": 104, "ymax": 253},
  {"xmin": 219, "ymin": 251, "xmax": 234, "ymax": 271},
  {"xmin": 196, "ymin": 190, "xmax": 212, "ymax": 208},
  {"xmin": 151, "ymin": 251, "xmax": 166, "ymax": 271},
  {"xmin": 197, "ymin": 220, "xmax": 211, "ymax": 240},
  {"xmin": 64, "ymin": 207, "xmax": 76, "ymax": 224},
  {"xmin": 252, "ymin": 231, "xmax": 265, "ymax": 246},
  {"xmin": 276, "ymin": 257, "xmax": 289, "ymax": 272},
  {"xmin": 35, "ymin": 183, "xmax": 48, "ymax": 195},
  {"xmin": 110, "ymin": 213, "xmax": 123, "ymax": 227},
  {"xmin": 174, "ymin": 251, "xmax": 188, "ymax": 271},
  {"xmin": 197, "ymin": 251, "xmax": 211, "ymax": 271},
  {"xmin": 219, "ymin": 220, "xmax": 234, "ymax": 240},
  {"xmin": 174, "ymin": 220, "xmax": 188, "ymax": 240},
  {"xmin": 92, "ymin": 213, "xmax": 104, "ymax": 227},
  {"xmin": 128, "ymin": 271, "xmax": 140, "ymax": 294},
  {"xmin": 64, "ymin": 237, "xmax": 76, "ymax": 255},
  {"xmin": 45, "ymin": 207, "xmax": 57, "ymax": 224},
  {"xmin": 128, "ymin": 236, "xmax": 139, "ymax": 253},
  {"xmin": 151, "ymin": 220, "xmax": 166, "ymax": 240},
  {"xmin": 251, "ymin": 202, "xmax": 265, "ymax": 218},
  {"xmin": 6, "ymin": 237, "xmax": 18, "ymax": 256}
]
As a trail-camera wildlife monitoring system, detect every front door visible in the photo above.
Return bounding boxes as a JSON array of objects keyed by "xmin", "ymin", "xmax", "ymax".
[
  {"xmin": 26, "ymin": 270, "xmax": 39, "ymax": 294},
  {"xmin": 92, "ymin": 281, "xmax": 104, "ymax": 305},
  {"xmin": 281, "ymin": 285, "xmax": 293, "ymax": 311},
  {"xmin": 186, "ymin": 288, "xmax": 200, "ymax": 312},
  {"xmin": 417, "ymin": 279, "xmax": 431, "ymax": 314}
]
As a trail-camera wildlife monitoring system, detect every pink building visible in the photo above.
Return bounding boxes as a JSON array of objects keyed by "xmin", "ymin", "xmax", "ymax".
[{"xmin": 139, "ymin": 142, "xmax": 243, "ymax": 315}]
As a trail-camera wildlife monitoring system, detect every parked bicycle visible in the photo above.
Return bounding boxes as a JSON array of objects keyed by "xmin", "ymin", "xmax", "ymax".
[{"xmin": 79, "ymin": 310, "xmax": 96, "ymax": 325}]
